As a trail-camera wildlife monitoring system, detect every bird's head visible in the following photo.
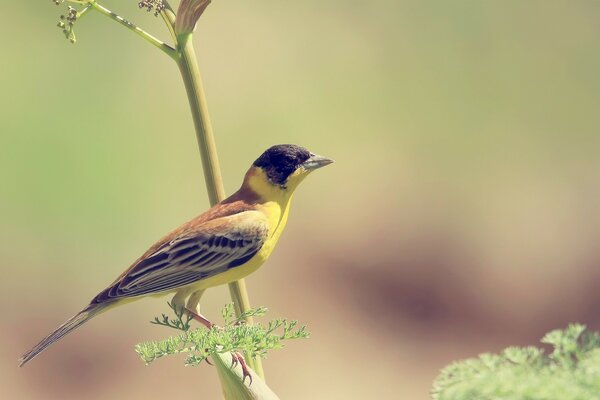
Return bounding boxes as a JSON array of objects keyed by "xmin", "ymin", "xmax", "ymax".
[{"xmin": 244, "ymin": 144, "xmax": 333, "ymax": 198}]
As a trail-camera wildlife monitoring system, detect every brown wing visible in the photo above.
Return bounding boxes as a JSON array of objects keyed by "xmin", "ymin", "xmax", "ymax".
[{"xmin": 92, "ymin": 211, "xmax": 269, "ymax": 304}]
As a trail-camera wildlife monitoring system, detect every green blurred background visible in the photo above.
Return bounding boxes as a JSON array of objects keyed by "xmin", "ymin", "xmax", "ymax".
[{"xmin": 2, "ymin": 1, "xmax": 600, "ymax": 399}]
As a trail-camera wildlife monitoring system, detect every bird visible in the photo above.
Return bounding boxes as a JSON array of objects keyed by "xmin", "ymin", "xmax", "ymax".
[{"xmin": 19, "ymin": 144, "xmax": 333, "ymax": 368}]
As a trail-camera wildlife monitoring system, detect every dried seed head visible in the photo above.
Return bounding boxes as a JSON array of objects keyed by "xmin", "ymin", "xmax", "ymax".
[
  {"xmin": 56, "ymin": 4, "xmax": 79, "ymax": 44},
  {"xmin": 66, "ymin": 6, "xmax": 78, "ymax": 23},
  {"xmin": 138, "ymin": 0, "xmax": 164, "ymax": 17}
]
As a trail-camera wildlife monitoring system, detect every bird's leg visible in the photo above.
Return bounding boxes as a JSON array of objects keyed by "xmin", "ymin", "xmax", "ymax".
[
  {"xmin": 231, "ymin": 351, "xmax": 253, "ymax": 385},
  {"xmin": 182, "ymin": 291, "xmax": 251, "ymax": 382},
  {"xmin": 185, "ymin": 307, "xmax": 214, "ymax": 329},
  {"xmin": 183, "ymin": 289, "xmax": 214, "ymax": 329}
]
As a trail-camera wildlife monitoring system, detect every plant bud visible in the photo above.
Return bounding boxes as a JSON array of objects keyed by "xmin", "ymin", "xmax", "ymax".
[{"xmin": 174, "ymin": 0, "xmax": 211, "ymax": 36}]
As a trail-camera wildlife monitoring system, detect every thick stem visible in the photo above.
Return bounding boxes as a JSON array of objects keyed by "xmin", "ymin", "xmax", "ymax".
[
  {"xmin": 175, "ymin": 34, "xmax": 265, "ymax": 379},
  {"xmin": 176, "ymin": 35, "xmax": 225, "ymax": 204}
]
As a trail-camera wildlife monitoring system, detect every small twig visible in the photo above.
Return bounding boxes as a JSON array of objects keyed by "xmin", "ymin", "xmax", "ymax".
[
  {"xmin": 159, "ymin": 0, "xmax": 178, "ymax": 44},
  {"xmin": 90, "ymin": 1, "xmax": 177, "ymax": 59}
]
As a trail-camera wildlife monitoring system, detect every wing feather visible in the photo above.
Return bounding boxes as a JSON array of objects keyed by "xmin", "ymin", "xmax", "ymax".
[{"xmin": 92, "ymin": 212, "xmax": 269, "ymax": 303}]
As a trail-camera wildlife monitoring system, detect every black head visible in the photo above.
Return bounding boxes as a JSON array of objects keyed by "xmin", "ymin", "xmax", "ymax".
[{"xmin": 253, "ymin": 144, "xmax": 312, "ymax": 187}]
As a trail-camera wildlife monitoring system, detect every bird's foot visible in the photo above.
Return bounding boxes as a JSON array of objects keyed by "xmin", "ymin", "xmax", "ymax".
[{"xmin": 231, "ymin": 351, "xmax": 253, "ymax": 385}]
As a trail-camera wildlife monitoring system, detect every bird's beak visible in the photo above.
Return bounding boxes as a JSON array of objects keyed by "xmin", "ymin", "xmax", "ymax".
[{"xmin": 301, "ymin": 153, "xmax": 334, "ymax": 170}]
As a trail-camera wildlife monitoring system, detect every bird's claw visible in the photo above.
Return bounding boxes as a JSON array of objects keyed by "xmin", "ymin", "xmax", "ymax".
[{"xmin": 231, "ymin": 351, "xmax": 253, "ymax": 385}]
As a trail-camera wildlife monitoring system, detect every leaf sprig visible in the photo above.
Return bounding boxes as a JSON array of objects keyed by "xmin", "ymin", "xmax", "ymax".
[
  {"xmin": 136, "ymin": 303, "xmax": 309, "ymax": 366},
  {"xmin": 432, "ymin": 324, "xmax": 600, "ymax": 400},
  {"xmin": 150, "ymin": 301, "xmax": 193, "ymax": 331}
]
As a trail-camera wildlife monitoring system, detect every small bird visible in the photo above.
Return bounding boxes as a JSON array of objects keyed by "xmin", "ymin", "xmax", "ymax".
[{"xmin": 19, "ymin": 144, "xmax": 332, "ymax": 367}]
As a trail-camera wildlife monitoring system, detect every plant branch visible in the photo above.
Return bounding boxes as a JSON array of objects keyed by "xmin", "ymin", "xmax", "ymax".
[
  {"xmin": 174, "ymin": 33, "xmax": 264, "ymax": 379},
  {"xmin": 77, "ymin": 3, "xmax": 93, "ymax": 19},
  {"xmin": 90, "ymin": 1, "xmax": 177, "ymax": 59},
  {"xmin": 212, "ymin": 353, "xmax": 280, "ymax": 400},
  {"xmin": 175, "ymin": 34, "xmax": 225, "ymax": 204},
  {"xmin": 159, "ymin": 0, "xmax": 178, "ymax": 43}
]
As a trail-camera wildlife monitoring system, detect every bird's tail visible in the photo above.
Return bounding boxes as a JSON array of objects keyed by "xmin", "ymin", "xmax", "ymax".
[{"xmin": 19, "ymin": 303, "xmax": 107, "ymax": 367}]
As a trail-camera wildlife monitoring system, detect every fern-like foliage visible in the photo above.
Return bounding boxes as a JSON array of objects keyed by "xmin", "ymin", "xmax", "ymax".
[
  {"xmin": 135, "ymin": 303, "xmax": 309, "ymax": 366},
  {"xmin": 150, "ymin": 301, "xmax": 193, "ymax": 331},
  {"xmin": 432, "ymin": 324, "xmax": 600, "ymax": 400}
]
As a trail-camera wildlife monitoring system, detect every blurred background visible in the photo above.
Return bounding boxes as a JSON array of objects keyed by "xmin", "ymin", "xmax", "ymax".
[{"xmin": 1, "ymin": 1, "xmax": 600, "ymax": 399}]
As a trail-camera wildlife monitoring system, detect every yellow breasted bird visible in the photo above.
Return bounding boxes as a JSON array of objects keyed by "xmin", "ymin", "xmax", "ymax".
[{"xmin": 19, "ymin": 144, "xmax": 333, "ymax": 367}]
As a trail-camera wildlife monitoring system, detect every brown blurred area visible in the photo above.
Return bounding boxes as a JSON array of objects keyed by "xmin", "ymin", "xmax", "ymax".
[{"xmin": 2, "ymin": 1, "xmax": 600, "ymax": 399}]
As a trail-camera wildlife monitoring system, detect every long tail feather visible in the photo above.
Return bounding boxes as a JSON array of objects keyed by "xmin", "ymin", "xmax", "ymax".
[{"xmin": 19, "ymin": 304, "xmax": 105, "ymax": 367}]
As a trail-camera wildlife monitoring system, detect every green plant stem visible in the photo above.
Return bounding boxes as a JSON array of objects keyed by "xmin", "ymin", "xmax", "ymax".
[
  {"xmin": 90, "ymin": 1, "xmax": 177, "ymax": 59},
  {"xmin": 77, "ymin": 3, "xmax": 93, "ymax": 19},
  {"xmin": 212, "ymin": 353, "xmax": 279, "ymax": 400},
  {"xmin": 174, "ymin": 33, "xmax": 265, "ymax": 379},
  {"xmin": 159, "ymin": 2, "xmax": 178, "ymax": 44},
  {"xmin": 176, "ymin": 35, "xmax": 226, "ymax": 204}
]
